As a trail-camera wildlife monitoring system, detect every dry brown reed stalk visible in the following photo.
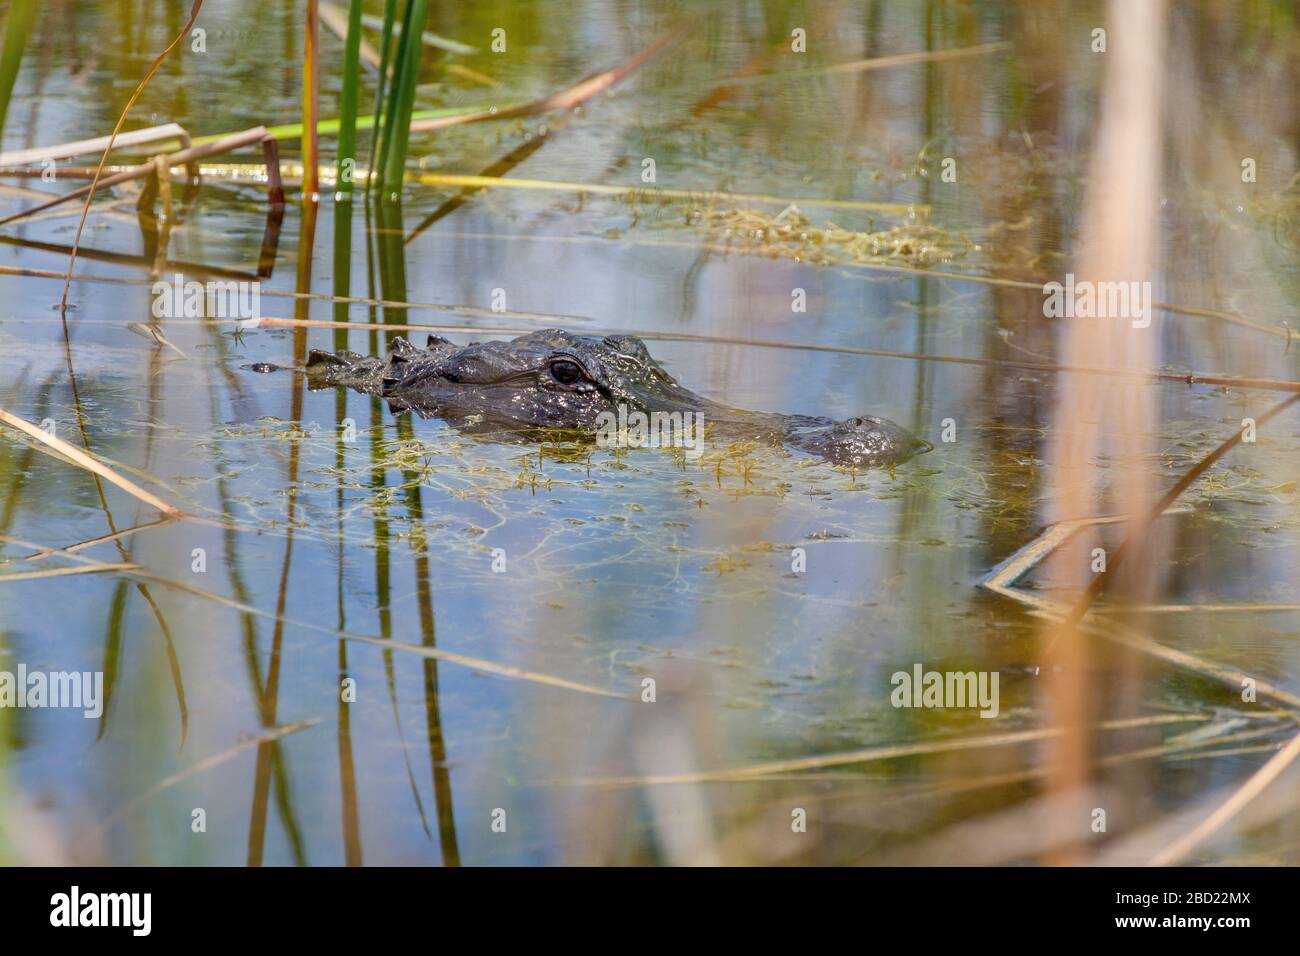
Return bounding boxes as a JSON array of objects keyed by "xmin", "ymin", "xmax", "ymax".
[
  {"xmin": 1045, "ymin": 390, "xmax": 1300, "ymax": 651},
  {"xmin": 982, "ymin": 509, "xmax": 1300, "ymax": 711},
  {"xmin": 0, "ymin": 126, "xmax": 268, "ymax": 227},
  {"xmin": 761, "ymin": 41, "xmax": 1010, "ymax": 81},
  {"xmin": 1149, "ymin": 729, "xmax": 1300, "ymax": 865},
  {"xmin": 1041, "ymin": 0, "xmax": 1167, "ymax": 865},
  {"xmin": 0, "ymin": 562, "xmax": 139, "ymax": 583},
  {"xmin": 0, "ymin": 407, "xmax": 186, "ymax": 518},
  {"xmin": 100, "ymin": 718, "xmax": 323, "ymax": 829},
  {"xmin": 0, "ymin": 122, "xmax": 191, "ymax": 167},
  {"xmin": 23, "ymin": 516, "xmax": 177, "ymax": 561},
  {"xmin": 405, "ymin": 173, "xmax": 924, "ymax": 216},
  {"xmin": 566, "ymin": 715, "xmax": 1211, "ymax": 787},
  {"xmin": 406, "ymin": 27, "xmax": 684, "ymax": 136}
]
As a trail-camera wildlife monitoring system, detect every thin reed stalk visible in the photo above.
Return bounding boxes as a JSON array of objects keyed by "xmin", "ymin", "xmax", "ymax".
[{"xmin": 302, "ymin": 0, "xmax": 321, "ymax": 199}]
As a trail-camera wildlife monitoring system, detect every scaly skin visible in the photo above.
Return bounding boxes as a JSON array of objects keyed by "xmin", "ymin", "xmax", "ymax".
[{"xmin": 304, "ymin": 329, "xmax": 933, "ymax": 469}]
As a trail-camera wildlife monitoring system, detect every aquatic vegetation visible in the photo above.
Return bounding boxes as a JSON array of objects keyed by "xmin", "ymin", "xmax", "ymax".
[{"xmin": 676, "ymin": 201, "xmax": 974, "ymax": 268}]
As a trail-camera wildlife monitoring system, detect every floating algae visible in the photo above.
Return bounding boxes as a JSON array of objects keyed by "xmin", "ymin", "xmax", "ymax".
[{"xmin": 673, "ymin": 202, "xmax": 976, "ymax": 268}]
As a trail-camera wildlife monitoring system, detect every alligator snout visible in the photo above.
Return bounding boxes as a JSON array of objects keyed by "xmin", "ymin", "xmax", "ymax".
[{"xmin": 786, "ymin": 415, "xmax": 933, "ymax": 469}]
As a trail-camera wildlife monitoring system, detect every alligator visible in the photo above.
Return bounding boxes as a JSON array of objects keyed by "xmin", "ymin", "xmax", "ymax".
[{"xmin": 303, "ymin": 329, "xmax": 932, "ymax": 470}]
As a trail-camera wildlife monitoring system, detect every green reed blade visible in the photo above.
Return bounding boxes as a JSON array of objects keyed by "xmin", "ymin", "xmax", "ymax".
[
  {"xmin": 365, "ymin": 0, "xmax": 399, "ymax": 197},
  {"xmin": 377, "ymin": 0, "xmax": 427, "ymax": 200},
  {"xmin": 0, "ymin": 0, "xmax": 38, "ymax": 150}
]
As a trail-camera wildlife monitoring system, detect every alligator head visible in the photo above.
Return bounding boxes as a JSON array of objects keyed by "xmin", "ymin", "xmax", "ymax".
[{"xmin": 305, "ymin": 329, "xmax": 932, "ymax": 469}]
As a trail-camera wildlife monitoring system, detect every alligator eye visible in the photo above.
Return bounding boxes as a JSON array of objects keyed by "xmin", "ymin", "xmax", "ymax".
[{"xmin": 549, "ymin": 359, "xmax": 584, "ymax": 385}]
